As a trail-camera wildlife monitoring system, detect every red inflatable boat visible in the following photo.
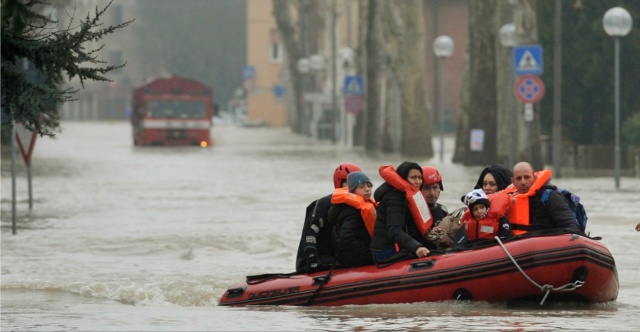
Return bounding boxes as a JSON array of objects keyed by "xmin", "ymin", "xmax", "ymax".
[{"xmin": 218, "ymin": 233, "xmax": 618, "ymax": 306}]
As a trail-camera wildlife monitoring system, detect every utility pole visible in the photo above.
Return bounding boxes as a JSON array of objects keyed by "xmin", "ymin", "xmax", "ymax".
[
  {"xmin": 552, "ymin": 0, "xmax": 563, "ymax": 177},
  {"xmin": 331, "ymin": 0, "xmax": 337, "ymax": 144}
]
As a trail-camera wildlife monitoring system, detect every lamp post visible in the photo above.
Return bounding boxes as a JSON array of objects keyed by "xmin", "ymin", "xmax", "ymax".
[
  {"xmin": 603, "ymin": 7, "xmax": 632, "ymax": 190},
  {"xmin": 433, "ymin": 35, "xmax": 454, "ymax": 162},
  {"xmin": 500, "ymin": 23, "xmax": 517, "ymax": 168}
]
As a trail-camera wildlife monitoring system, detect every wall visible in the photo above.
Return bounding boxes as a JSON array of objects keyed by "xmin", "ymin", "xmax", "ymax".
[{"xmin": 246, "ymin": 0, "xmax": 288, "ymax": 126}]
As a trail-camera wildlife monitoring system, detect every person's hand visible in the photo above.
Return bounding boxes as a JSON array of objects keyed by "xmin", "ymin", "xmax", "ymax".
[
  {"xmin": 415, "ymin": 247, "xmax": 430, "ymax": 258},
  {"xmin": 636, "ymin": 223, "xmax": 640, "ymax": 232}
]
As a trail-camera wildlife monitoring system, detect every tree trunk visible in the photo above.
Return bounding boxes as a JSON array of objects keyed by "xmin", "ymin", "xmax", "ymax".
[
  {"xmin": 272, "ymin": 0, "xmax": 303, "ymax": 133},
  {"xmin": 363, "ymin": 0, "xmax": 383, "ymax": 152},
  {"xmin": 463, "ymin": 0, "xmax": 498, "ymax": 166},
  {"xmin": 495, "ymin": 1, "xmax": 514, "ymax": 167},
  {"xmin": 452, "ymin": 4, "xmax": 472, "ymax": 164},
  {"xmin": 513, "ymin": 0, "xmax": 543, "ymax": 169},
  {"xmin": 381, "ymin": 0, "xmax": 432, "ymax": 157}
]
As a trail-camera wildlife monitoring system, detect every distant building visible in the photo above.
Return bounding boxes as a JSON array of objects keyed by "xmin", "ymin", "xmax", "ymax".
[
  {"xmin": 245, "ymin": 0, "xmax": 288, "ymax": 127},
  {"xmin": 246, "ymin": 0, "xmax": 469, "ymax": 135}
]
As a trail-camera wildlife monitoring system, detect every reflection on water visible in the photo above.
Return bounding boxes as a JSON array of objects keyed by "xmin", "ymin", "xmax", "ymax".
[{"xmin": 1, "ymin": 122, "xmax": 640, "ymax": 331}]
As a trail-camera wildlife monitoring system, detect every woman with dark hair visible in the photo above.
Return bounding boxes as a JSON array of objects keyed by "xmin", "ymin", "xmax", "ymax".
[
  {"xmin": 370, "ymin": 161, "xmax": 430, "ymax": 263},
  {"xmin": 474, "ymin": 165, "xmax": 513, "ymax": 194}
]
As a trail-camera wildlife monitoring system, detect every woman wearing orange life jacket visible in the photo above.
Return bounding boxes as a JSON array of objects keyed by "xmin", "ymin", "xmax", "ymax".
[
  {"xmin": 370, "ymin": 162, "xmax": 430, "ymax": 263},
  {"xmin": 453, "ymin": 189, "xmax": 512, "ymax": 246},
  {"xmin": 329, "ymin": 171, "xmax": 377, "ymax": 268}
]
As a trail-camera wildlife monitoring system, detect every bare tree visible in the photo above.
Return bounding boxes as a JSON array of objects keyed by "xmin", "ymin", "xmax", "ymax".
[
  {"xmin": 461, "ymin": 0, "xmax": 499, "ymax": 166},
  {"xmin": 513, "ymin": 0, "xmax": 542, "ymax": 168},
  {"xmin": 361, "ymin": 0, "xmax": 383, "ymax": 152},
  {"xmin": 360, "ymin": 0, "xmax": 431, "ymax": 156},
  {"xmin": 381, "ymin": 0, "xmax": 431, "ymax": 157},
  {"xmin": 272, "ymin": 0, "xmax": 325, "ymax": 134}
]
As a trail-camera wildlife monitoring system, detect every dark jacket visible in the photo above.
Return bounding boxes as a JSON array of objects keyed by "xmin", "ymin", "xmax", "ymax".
[
  {"xmin": 529, "ymin": 185, "xmax": 580, "ymax": 233},
  {"xmin": 295, "ymin": 194, "xmax": 336, "ymax": 273},
  {"xmin": 329, "ymin": 203, "xmax": 374, "ymax": 268},
  {"xmin": 425, "ymin": 203, "xmax": 449, "ymax": 249},
  {"xmin": 430, "ymin": 203, "xmax": 448, "ymax": 227},
  {"xmin": 369, "ymin": 183, "xmax": 424, "ymax": 255}
]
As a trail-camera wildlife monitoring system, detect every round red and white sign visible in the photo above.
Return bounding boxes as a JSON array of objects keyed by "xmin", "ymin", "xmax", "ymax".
[{"xmin": 514, "ymin": 75, "xmax": 545, "ymax": 104}]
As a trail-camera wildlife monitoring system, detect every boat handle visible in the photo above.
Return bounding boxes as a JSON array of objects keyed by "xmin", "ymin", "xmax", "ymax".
[
  {"xmin": 409, "ymin": 260, "xmax": 435, "ymax": 271},
  {"xmin": 312, "ymin": 275, "xmax": 331, "ymax": 286},
  {"xmin": 226, "ymin": 287, "xmax": 245, "ymax": 298}
]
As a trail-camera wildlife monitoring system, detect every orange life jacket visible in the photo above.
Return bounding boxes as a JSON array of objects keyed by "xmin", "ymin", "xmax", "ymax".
[
  {"xmin": 331, "ymin": 187, "xmax": 378, "ymax": 238},
  {"xmin": 461, "ymin": 192, "xmax": 509, "ymax": 240},
  {"xmin": 503, "ymin": 170, "xmax": 553, "ymax": 235},
  {"xmin": 378, "ymin": 165, "xmax": 433, "ymax": 236}
]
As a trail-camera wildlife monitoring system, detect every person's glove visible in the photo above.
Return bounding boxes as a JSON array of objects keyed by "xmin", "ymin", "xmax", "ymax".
[{"xmin": 304, "ymin": 247, "xmax": 320, "ymax": 273}]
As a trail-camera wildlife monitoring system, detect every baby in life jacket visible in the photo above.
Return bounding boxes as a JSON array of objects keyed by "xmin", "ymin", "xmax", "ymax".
[{"xmin": 453, "ymin": 189, "xmax": 513, "ymax": 247}]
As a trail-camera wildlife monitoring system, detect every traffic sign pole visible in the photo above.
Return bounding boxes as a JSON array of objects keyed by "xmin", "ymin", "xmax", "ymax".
[
  {"xmin": 11, "ymin": 119, "xmax": 17, "ymax": 234},
  {"xmin": 343, "ymin": 75, "xmax": 364, "ymax": 147}
]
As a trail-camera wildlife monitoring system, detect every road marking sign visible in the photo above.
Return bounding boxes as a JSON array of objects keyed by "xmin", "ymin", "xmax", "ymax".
[
  {"xmin": 514, "ymin": 75, "xmax": 545, "ymax": 104},
  {"xmin": 513, "ymin": 45, "xmax": 543, "ymax": 76},
  {"xmin": 344, "ymin": 76, "xmax": 364, "ymax": 95}
]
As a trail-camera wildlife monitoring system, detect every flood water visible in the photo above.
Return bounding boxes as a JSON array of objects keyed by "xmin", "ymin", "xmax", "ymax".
[{"xmin": 2, "ymin": 122, "xmax": 640, "ymax": 331}]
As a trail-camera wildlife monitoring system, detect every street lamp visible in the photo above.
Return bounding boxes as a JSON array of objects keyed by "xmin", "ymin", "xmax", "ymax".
[
  {"xmin": 433, "ymin": 35, "xmax": 454, "ymax": 162},
  {"xmin": 603, "ymin": 7, "xmax": 632, "ymax": 190},
  {"xmin": 297, "ymin": 58, "xmax": 310, "ymax": 74},
  {"xmin": 500, "ymin": 23, "xmax": 517, "ymax": 168}
]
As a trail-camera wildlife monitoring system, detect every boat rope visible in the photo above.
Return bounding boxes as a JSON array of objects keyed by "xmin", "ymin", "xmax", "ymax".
[
  {"xmin": 305, "ymin": 262, "xmax": 335, "ymax": 306},
  {"xmin": 495, "ymin": 236, "xmax": 585, "ymax": 305}
]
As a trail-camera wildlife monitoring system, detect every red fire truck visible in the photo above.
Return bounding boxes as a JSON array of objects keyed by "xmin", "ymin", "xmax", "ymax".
[{"xmin": 130, "ymin": 75, "xmax": 215, "ymax": 147}]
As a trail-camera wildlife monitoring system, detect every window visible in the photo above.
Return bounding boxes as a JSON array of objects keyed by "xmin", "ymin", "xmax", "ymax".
[{"xmin": 270, "ymin": 29, "xmax": 282, "ymax": 63}]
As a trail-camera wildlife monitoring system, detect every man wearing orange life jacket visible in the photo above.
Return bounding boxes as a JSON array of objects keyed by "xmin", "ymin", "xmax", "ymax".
[
  {"xmin": 329, "ymin": 171, "xmax": 377, "ymax": 268},
  {"xmin": 370, "ymin": 162, "xmax": 430, "ymax": 263},
  {"xmin": 504, "ymin": 162, "xmax": 580, "ymax": 235}
]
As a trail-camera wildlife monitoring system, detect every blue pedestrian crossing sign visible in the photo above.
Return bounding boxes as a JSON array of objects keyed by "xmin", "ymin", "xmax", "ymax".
[
  {"xmin": 513, "ymin": 45, "xmax": 543, "ymax": 76},
  {"xmin": 344, "ymin": 75, "xmax": 364, "ymax": 96}
]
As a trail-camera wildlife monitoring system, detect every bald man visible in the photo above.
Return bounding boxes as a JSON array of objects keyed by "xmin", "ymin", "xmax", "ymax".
[{"xmin": 509, "ymin": 162, "xmax": 580, "ymax": 234}]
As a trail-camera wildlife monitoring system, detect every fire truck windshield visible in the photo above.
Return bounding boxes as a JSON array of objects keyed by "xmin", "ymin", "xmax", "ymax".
[{"xmin": 146, "ymin": 100, "xmax": 208, "ymax": 119}]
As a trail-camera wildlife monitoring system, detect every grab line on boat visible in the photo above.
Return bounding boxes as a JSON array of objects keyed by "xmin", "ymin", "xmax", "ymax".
[{"xmin": 495, "ymin": 236, "xmax": 585, "ymax": 305}]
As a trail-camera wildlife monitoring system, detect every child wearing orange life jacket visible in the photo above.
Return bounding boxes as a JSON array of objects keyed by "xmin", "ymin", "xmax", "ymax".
[
  {"xmin": 453, "ymin": 189, "xmax": 513, "ymax": 247},
  {"xmin": 329, "ymin": 171, "xmax": 377, "ymax": 268}
]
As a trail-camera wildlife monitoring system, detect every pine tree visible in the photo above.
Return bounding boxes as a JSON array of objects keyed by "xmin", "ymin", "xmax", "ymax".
[{"xmin": 1, "ymin": 0, "xmax": 132, "ymax": 138}]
